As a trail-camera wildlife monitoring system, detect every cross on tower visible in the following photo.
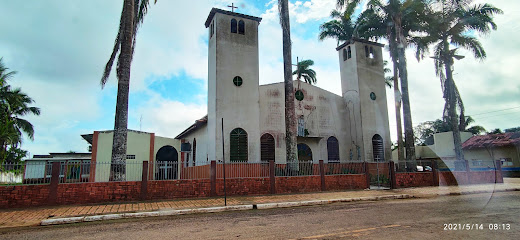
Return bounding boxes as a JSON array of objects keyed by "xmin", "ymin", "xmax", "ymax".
[{"xmin": 227, "ymin": 3, "xmax": 238, "ymax": 12}]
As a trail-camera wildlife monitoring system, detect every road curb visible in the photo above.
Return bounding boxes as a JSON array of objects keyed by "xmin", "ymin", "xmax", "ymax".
[
  {"xmin": 41, "ymin": 205, "xmax": 253, "ymax": 226},
  {"xmin": 40, "ymin": 189, "xmax": 519, "ymax": 227},
  {"xmin": 255, "ymin": 194, "xmax": 411, "ymax": 210},
  {"xmin": 409, "ymin": 187, "xmax": 520, "ymax": 198}
]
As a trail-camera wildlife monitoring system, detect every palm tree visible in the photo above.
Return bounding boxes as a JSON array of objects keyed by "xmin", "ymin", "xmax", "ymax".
[
  {"xmin": 415, "ymin": 0, "xmax": 502, "ymax": 161},
  {"xmin": 292, "ymin": 59, "xmax": 317, "ymax": 85},
  {"xmin": 0, "ymin": 58, "xmax": 40, "ymax": 163},
  {"xmin": 278, "ymin": 0, "xmax": 298, "ymax": 169},
  {"xmin": 340, "ymin": 0, "xmax": 430, "ymax": 164},
  {"xmin": 318, "ymin": 9, "xmax": 357, "ymax": 46},
  {"xmin": 101, "ymin": 0, "xmax": 156, "ymax": 181}
]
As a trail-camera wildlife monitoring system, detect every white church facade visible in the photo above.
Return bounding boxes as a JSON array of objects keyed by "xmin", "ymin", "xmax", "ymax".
[
  {"xmin": 26, "ymin": 8, "xmax": 393, "ymax": 182},
  {"xmin": 175, "ymin": 8, "xmax": 392, "ymax": 166}
]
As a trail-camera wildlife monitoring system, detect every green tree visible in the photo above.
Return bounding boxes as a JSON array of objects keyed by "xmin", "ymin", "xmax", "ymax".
[
  {"xmin": 340, "ymin": 0, "xmax": 430, "ymax": 163},
  {"xmin": 0, "ymin": 58, "xmax": 40, "ymax": 164},
  {"xmin": 504, "ymin": 127, "xmax": 520, "ymax": 133},
  {"xmin": 292, "ymin": 59, "xmax": 317, "ymax": 85},
  {"xmin": 318, "ymin": 9, "xmax": 357, "ymax": 46},
  {"xmin": 101, "ymin": 0, "xmax": 156, "ymax": 181},
  {"xmin": 488, "ymin": 128, "xmax": 502, "ymax": 134},
  {"xmin": 278, "ymin": 0, "xmax": 298, "ymax": 170},
  {"xmin": 415, "ymin": 0, "xmax": 502, "ymax": 161}
]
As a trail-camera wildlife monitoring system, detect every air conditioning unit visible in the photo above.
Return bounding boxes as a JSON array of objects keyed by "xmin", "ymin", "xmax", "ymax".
[{"xmin": 181, "ymin": 143, "xmax": 191, "ymax": 152}]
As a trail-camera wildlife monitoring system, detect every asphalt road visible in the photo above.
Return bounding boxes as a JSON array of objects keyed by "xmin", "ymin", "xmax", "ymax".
[{"xmin": 1, "ymin": 191, "xmax": 518, "ymax": 239}]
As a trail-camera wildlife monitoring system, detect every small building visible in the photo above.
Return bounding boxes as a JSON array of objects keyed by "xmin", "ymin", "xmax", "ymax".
[
  {"xmin": 24, "ymin": 152, "xmax": 91, "ymax": 183},
  {"xmin": 462, "ymin": 132, "xmax": 520, "ymax": 177}
]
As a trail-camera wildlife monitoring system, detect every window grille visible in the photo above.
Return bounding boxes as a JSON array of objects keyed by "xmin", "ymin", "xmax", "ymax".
[
  {"xmin": 327, "ymin": 136, "xmax": 340, "ymax": 163},
  {"xmin": 260, "ymin": 133, "xmax": 275, "ymax": 163},
  {"xmin": 230, "ymin": 128, "xmax": 248, "ymax": 162},
  {"xmin": 231, "ymin": 19, "xmax": 237, "ymax": 33},
  {"xmin": 238, "ymin": 20, "xmax": 245, "ymax": 34}
]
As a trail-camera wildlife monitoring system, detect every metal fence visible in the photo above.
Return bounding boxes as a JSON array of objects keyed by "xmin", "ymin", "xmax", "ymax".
[
  {"xmin": 274, "ymin": 162, "xmax": 318, "ymax": 176},
  {"xmin": 395, "ymin": 160, "xmax": 434, "ymax": 173},
  {"xmin": 1, "ymin": 162, "xmax": 51, "ymax": 185},
  {"xmin": 216, "ymin": 162, "xmax": 270, "ymax": 179},
  {"xmin": 324, "ymin": 161, "xmax": 364, "ymax": 175}
]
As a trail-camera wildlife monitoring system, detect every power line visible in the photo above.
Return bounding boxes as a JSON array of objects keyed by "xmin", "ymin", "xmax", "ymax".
[
  {"xmin": 469, "ymin": 106, "xmax": 520, "ymax": 116},
  {"xmin": 473, "ymin": 110, "xmax": 520, "ymax": 120}
]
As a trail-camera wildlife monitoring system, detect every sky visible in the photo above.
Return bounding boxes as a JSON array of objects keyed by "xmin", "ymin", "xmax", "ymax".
[{"xmin": 1, "ymin": 0, "xmax": 519, "ymax": 157}]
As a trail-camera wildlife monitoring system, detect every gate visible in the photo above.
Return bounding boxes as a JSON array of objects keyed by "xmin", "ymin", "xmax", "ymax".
[{"xmin": 367, "ymin": 161, "xmax": 391, "ymax": 189}]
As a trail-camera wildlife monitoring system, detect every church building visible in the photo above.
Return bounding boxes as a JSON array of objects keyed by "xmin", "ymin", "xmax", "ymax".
[{"xmin": 175, "ymin": 8, "xmax": 392, "ymax": 166}]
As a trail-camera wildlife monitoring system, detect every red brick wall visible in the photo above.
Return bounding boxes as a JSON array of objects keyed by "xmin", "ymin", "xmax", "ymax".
[
  {"xmin": 147, "ymin": 179, "xmax": 212, "ymax": 199},
  {"xmin": 324, "ymin": 174, "xmax": 366, "ymax": 191},
  {"xmin": 0, "ymin": 185, "xmax": 50, "ymax": 208},
  {"xmin": 396, "ymin": 172, "xmax": 433, "ymax": 188},
  {"xmin": 275, "ymin": 176, "xmax": 322, "ymax": 194},
  {"xmin": 56, "ymin": 182, "xmax": 141, "ymax": 205},
  {"xmin": 468, "ymin": 171, "xmax": 500, "ymax": 184},
  {"xmin": 439, "ymin": 171, "xmax": 468, "ymax": 186},
  {"xmin": 215, "ymin": 178, "xmax": 271, "ymax": 196}
]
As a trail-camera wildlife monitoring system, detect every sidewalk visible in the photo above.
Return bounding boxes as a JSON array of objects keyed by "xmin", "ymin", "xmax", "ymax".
[{"xmin": 1, "ymin": 178, "xmax": 519, "ymax": 229}]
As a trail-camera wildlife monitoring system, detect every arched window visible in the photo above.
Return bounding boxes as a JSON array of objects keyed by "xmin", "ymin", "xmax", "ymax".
[
  {"xmin": 192, "ymin": 138, "xmax": 197, "ymax": 165},
  {"xmin": 231, "ymin": 19, "xmax": 237, "ymax": 33},
  {"xmin": 230, "ymin": 128, "xmax": 248, "ymax": 162},
  {"xmin": 260, "ymin": 133, "xmax": 275, "ymax": 163},
  {"xmin": 238, "ymin": 20, "xmax": 245, "ymax": 34},
  {"xmin": 369, "ymin": 47, "xmax": 375, "ymax": 58},
  {"xmin": 372, "ymin": 134, "xmax": 384, "ymax": 162},
  {"xmin": 155, "ymin": 145, "xmax": 178, "ymax": 180},
  {"xmin": 343, "ymin": 49, "xmax": 347, "ymax": 61},
  {"xmin": 365, "ymin": 46, "xmax": 370, "ymax": 58},
  {"xmin": 297, "ymin": 143, "xmax": 313, "ymax": 162},
  {"xmin": 347, "ymin": 46, "xmax": 352, "ymax": 59},
  {"xmin": 327, "ymin": 136, "xmax": 339, "ymax": 163}
]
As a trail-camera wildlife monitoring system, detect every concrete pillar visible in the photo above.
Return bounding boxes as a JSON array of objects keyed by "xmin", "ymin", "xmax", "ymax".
[
  {"xmin": 269, "ymin": 160, "xmax": 275, "ymax": 194},
  {"xmin": 319, "ymin": 160, "xmax": 325, "ymax": 191},
  {"xmin": 210, "ymin": 160, "xmax": 217, "ymax": 196},
  {"xmin": 48, "ymin": 162, "xmax": 60, "ymax": 204},
  {"xmin": 495, "ymin": 160, "xmax": 503, "ymax": 184},
  {"xmin": 140, "ymin": 161, "xmax": 149, "ymax": 200},
  {"xmin": 389, "ymin": 161, "xmax": 396, "ymax": 189}
]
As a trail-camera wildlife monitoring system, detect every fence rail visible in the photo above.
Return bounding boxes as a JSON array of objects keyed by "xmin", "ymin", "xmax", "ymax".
[{"xmin": 1, "ymin": 159, "xmax": 506, "ymax": 185}]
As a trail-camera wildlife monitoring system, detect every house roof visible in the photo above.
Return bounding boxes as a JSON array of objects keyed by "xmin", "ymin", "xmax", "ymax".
[
  {"xmin": 175, "ymin": 115, "xmax": 208, "ymax": 139},
  {"xmin": 336, "ymin": 37, "xmax": 385, "ymax": 51},
  {"xmin": 462, "ymin": 132, "xmax": 520, "ymax": 149},
  {"xmin": 205, "ymin": 8, "xmax": 262, "ymax": 28}
]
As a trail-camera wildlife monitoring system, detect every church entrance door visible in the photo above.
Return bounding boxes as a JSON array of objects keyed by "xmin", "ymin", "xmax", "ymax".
[{"xmin": 297, "ymin": 143, "xmax": 313, "ymax": 175}]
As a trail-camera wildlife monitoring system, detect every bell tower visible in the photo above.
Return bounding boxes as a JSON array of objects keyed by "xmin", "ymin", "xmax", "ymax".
[
  {"xmin": 205, "ymin": 8, "xmax": 262, "ymax": 162},
  {"xmin": 337, "ymin": 38, "xmax": 391, "ymax": 162}
]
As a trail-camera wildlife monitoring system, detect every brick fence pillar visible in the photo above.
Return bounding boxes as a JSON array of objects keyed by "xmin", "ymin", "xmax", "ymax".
[
  {"xmin": 364, "ymin": 162, "xmax": 370, "ymax": 189},
  {"xmin": 431, "ymin": 159, "xmax": 439, "ymax": 186},
  {"xmin": 210, "ymin": 160, "xmax": 217, "ymax": 196},
  {"xmin": 319, "ymin": 160, "xmax": 325, "ymax": 191},
  {"xmin": 48, "ymin": 161, "xmax": 60, "ymax": 204},
  {"xmin": 495, "ymin": 160, "xmax": 503, "ymax": 183},
  {"xmin": 389, "ymin": 161, "xmax": 396, "ymax": 189},
  {"xmin": 269, "ymin": 160, "xmax": 275, "ymax": 194},
  {"xmin": 140, "ymin": 161, "xmax": 149, "ymax": 200},
  {"xmin": 465, "ymin": 160, "xmax": 471, "ymax": 184}
]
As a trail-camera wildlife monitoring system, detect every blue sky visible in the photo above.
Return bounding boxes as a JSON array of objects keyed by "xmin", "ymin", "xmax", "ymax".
[{"xmin": 1, "ymin": 0, "xmax": 519, "ymax": 157}]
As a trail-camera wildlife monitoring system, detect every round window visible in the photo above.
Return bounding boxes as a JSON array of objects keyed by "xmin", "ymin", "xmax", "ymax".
[
  {"xmin": 370, "ymin": 92, "xmax": 376, "ymax": 100},
  {"xmin": 233, "ymin": 76, "xmax": 243, "ymax": 86},
  {"xmin": 295, "ymin": 90, "xmax": 304, "ymax": 101}
]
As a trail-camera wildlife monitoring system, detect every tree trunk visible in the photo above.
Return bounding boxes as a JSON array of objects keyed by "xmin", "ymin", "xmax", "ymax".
[
  {"xmin": 111, "ymin": 0, "xmax": 134, "ymax": 181},
  {"xmin": 279, "ymin": 0, "xmax": 298, "ymax": 172},
  {"xmin": 445, "ymin": 59, "xmax": 464, "ymax": 161},
  {"xmin": 389, "ymin": 38, "xmax": 404, "ymax": 162},
  {"xmin": 394, "ymin": 16, "xmax": 417, "ymax": 168}
]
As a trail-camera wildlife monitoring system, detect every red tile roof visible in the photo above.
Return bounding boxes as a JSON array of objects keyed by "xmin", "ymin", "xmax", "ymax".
[{"xmin": 462, "ymin": 132, "xmax": 520, "ymax": 149}]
